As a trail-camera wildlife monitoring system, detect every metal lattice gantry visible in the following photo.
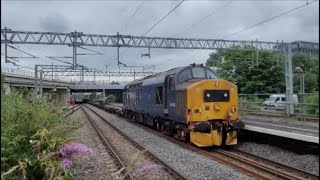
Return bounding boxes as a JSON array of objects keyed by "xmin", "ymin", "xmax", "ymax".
[
  {"xmin": 38, "ymin": 65, "xmax": 157, "ymax": 77},
  {"xmin": 1, "ymin": 27, "xmax": 283, "ymax": 72},
  {"xmin": 35, "ymin": 64, "xmax": 158, "ymax": 95},
  {"xmin": 1, "ymin": 28, "xmax": 280, "ymax": 50}
]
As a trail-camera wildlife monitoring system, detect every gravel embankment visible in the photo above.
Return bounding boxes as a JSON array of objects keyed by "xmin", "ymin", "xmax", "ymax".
[
  {"xmin": 86, "ymin": 104, "xmax": 251, "ymax": 180},
  {"xmin": 69, "ymin": 108, "xmax": 114, "ymax": 180},
  {"xmin": 235, "ymin": 142, "xmax": 319, "ymax": 175},
  {"xmin": 83, "ymin": 106, "xmax": 174, "ymax": 180}
]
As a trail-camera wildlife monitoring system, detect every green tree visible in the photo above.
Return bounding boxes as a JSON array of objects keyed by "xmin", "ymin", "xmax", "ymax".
[
  {"xmin": 206, "ymin": 47, "xmax": 285, "ymax": 94},
  {"xmin": 292, "ymin": 54, "xmax": 319, "ymax": 93},
  {"xmin": 105, "ymin": 94, "xmax": 116, "ymax": 105}
]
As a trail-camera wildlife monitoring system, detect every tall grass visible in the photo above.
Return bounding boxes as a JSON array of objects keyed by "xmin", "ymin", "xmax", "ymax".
[{"xmin": 1, "ymin": 75, "xmax": 81, "ymax": 179}]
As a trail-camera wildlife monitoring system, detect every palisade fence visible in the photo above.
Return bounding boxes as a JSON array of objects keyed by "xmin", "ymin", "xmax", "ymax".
[{"xmin": 239, "ymin": 93, "xmax": 319, "ymax": 120}]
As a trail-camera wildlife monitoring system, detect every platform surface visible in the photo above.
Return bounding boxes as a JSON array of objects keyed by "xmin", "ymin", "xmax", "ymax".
[{"xmin": 243, "ymin": 116, "xmax": 319, "ymax": 144}]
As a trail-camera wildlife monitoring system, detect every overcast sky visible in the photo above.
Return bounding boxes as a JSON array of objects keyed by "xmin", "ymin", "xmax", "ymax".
[{"xmin": 1, "ymin": 0, "xmax": 319, "ymax": 82}]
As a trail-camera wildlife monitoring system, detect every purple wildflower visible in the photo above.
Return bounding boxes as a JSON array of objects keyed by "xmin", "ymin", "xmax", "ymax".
[
  {"xmin": 59, "ymin": 143, "xmax": 92, "ymax": 157},
  {"xmin": 135, "ymin": 164, "xmax": 161, "ymax": 175},
  {"xmin": 59, "ymin": 143, "xmax": 92, "ymax": 170},
  {"xmin": 63, "ymin": 158, "xmax": 73, "ymax": 170}
]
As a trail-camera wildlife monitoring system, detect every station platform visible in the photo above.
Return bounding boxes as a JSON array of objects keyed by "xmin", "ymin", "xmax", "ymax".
[{"xmin": 242, "ymin": 116, "xmax": 319, "ymax": 144}]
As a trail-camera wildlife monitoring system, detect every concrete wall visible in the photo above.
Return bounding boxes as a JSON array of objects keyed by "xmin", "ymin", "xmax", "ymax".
[{"xmin": 4, "ymin": 83, "xmax": 71, "ymax": 106}]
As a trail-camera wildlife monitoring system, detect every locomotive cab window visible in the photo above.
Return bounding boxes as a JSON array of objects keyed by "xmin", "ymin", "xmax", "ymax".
[
  {"xmin": 168, "ymin": 77, "xmax": 175, "ymax": 90},
  {"xmin": 155, "ymin": 86, "xmax": 163, "ymax": 104},
  {"xmin": 206, "ymin": 69, "xmax": 218, "ymax": 79},
  {"xmin": 192, "ymin": 67, "xmax": 206, "ymax": 78},
  {"xmin": 178, "ymin": 68, "xmax": 192, "ymax": 83}
]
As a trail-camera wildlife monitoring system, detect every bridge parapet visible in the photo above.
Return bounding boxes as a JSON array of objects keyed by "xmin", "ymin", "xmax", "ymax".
[
  {"xmin": 72, "ymin": 84, "xmax": 125, "ymax": 90},
  {"xmin": 1, "ymin": 67, "xmax": 69, "ymax": 82}
]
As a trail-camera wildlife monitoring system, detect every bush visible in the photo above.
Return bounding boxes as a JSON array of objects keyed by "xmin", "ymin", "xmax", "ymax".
[
  {"xmin": 238, "ymin": 96, "xmax": 263, "ymax": 115},
  {"xmin": 105, "ymin": 94, "xmax": 116, "ymax": 105},
  {"xmin": 304, "ymin": 93, "xmax": 319, "ymax": 115},
  {"xmin": 1, "ymin": 89, "xmax": 81, "ymax": 179}
]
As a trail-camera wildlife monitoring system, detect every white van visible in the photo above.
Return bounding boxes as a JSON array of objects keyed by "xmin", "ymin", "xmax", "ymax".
[{"xmin": 262, "ymin": 94, "xmax": 298, "ymax": 110}]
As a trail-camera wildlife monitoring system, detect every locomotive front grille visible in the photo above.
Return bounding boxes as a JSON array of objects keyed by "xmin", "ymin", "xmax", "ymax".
[{"xmin": 203, "ymin": 90, "xmax": 230, "ymax": 102}]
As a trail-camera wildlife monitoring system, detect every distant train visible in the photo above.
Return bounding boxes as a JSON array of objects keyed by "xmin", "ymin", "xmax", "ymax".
[{"xmin": 122, "ymin": 64, "xmax": 244, "ymax": 147}]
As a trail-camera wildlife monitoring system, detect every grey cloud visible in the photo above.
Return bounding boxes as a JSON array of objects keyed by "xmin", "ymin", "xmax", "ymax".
[{"xmin": 39, "ymin": 13, "xmax": 70, "ymax": 32}]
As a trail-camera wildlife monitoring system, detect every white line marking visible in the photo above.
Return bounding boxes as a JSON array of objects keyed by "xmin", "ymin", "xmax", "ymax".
[
  {"xmin": 245, "ymin": 125, "xmax": 319, "ymax": 144},
  {"xmin": 245, "ymin": 120, "xmax": 319, "ymax": 133}
]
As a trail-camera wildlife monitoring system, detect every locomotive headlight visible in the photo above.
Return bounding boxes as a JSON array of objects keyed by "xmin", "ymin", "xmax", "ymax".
[
  {"xmin": 206, "ymin": 93, "xmax": 211, "ymax": 98},
  {"xmin": 224, "ymin": 93, "xmax": 228, "ymax": 97}
]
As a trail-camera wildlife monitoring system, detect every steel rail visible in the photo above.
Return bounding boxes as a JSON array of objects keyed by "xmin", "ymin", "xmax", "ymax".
[
  {"xmin": 232, "ymin": 149, "xmax": 319, "ymax": 180},
  {"xmin": 81, "ymin": 106, "xmax": 133, "ymax": 180},
  {"xmin": 63, "ymin": 105, "xmax": 81, "ymax": 119},
  {"xmin": 84, "ymin": 104, "xmax": 187, "ymax": 180}
]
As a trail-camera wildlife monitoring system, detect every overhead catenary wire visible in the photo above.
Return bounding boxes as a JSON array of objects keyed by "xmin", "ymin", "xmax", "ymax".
[
  {"xmin": 173, "ymin": 1, "xmax": 233, "ymax": 37},
  {"xmin": 120, "ymin": 1, "xmax": 145, "ymax": 33},
  {"xmin": 141, "ymin": 0, "xmax": 185, "ymax": 37},
  {"xmin": 118, "ymin": 0, "xmax": 185, "ymax": 64},
  {"xmin": 159, "ymin": 1, "xmax": 233, "ymax": 69},
  {"xmin": 221, "ymin": 0, "xmax": 318, "ymax": 39}
]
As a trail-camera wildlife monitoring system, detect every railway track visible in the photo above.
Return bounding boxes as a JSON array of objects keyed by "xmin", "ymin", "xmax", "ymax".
[
  {"xmin": 87, "ymin": 102, "xmax": 319, "ymax": 180},
  {"xmin": 230, "ymin": 149, "xmax": 319, "ymax": 180},
  {"xmin": 201, "ymin": 149, "xmax": 319, "ymax": 180},
  {"xmin": 64, "ymin": 104, "xmax": 81, "ymax": 118},
  {"xmin": 82, "ymin": 104, "xmax": 187, "ymax": 180}
]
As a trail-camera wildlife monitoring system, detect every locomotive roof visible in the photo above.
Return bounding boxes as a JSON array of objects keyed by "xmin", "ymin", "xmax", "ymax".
[{"xmin": 125, "ymin": 66, "xmax": 186, "ymax": 87}]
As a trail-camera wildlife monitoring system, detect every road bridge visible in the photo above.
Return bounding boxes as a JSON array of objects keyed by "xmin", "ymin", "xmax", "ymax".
[
  {"xmin": 71, "ymin": 84, "xmax": 125, "ymax": 102},
  {"xmin": 2, "ymin": 71, "xmax": 74, "ymax": 106}
]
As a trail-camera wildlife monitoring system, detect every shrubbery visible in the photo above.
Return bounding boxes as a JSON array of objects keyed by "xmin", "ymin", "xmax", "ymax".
[
  {"xmin": 304, "ymin": 93, "xmax": 319, "ymax": 115},
  {"xmin": 1, "ymin": 75, "xmax": 83, "ymax": 179},
  {"xmin": 238, "ymin": 96, "xmax": 264, "ymax": 115},
  {"xmin": 105, "ymin": 94, "xmax": 116, "ymax": 105}
]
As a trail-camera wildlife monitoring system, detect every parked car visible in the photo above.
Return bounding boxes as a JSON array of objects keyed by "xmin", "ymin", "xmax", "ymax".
[{"xmin": 262, "ymin": 94, "xmax": 298, "ymax": 110}]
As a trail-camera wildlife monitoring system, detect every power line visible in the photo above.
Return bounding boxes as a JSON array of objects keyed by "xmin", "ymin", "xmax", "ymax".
[
  {"xmin": 221, "ymin": 0, "xmax": 318, "ymax": 39},
  {"xmin": 120, "ymin": 1, "xmax": 145, "ymax": 33},
  {"xmin": 142, "ymin": 0, "xmax": 185, "ymax": 37},
  {"xmin": 174, "ymin": 1, "xmax": 233, "ymax": 37},
  {"xmin": 118, "ymin": 0, "xmax": 185, "ymax": 63},
  {"xmin": 163, "ymin": 1, "xmax": 233, "ymax": 68}
]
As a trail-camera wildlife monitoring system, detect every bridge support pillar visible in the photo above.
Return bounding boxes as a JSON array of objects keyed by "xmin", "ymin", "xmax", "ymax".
[
  {"xmin": 103, "ymin": 88, "xmax": 105, "ymax": 101},
  {"xmin": 3, "ymin": 83, "xmax": 11, "ymax": 94},
  {"xmin": 53, "ymin": 89, "xmax": 71, "ymax": 106}
]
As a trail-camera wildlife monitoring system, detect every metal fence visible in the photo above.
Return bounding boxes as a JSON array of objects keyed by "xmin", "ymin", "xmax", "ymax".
[
  {"xmin": 1, "ymin": 67, "xmax": 34, "ymax": 77},
  {"xmin": 1, "ymin": 67, "xmax": 72, "ymax": 83},
  {"xmin": 238, "ymin": 93, "xmax": 319, "ymax": 120}
]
